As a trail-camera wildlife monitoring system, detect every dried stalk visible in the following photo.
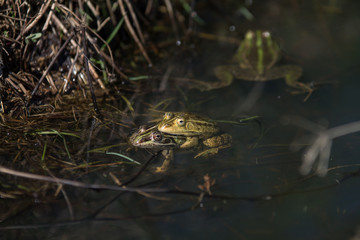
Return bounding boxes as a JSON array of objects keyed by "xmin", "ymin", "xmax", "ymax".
[
  {"xmin": 124, "ymin": 0, "xmax": 145, "ymax": 43},
  {"xmin": 29, "ymin": 32, "xmax": 75, "ymax": 103},
  {"xmin": 18, "ymin": 0, "xmax": 52, "ymax": 39},
  {"xmin": 118, "ymin": 0, "xmax": 153, "ymax": 66}
]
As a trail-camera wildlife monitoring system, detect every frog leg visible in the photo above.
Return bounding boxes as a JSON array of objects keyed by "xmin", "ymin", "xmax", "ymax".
[
  {"xmin": 155, "ymin": 149, "xmax": 174, "ymax": 172},
  {"xmin": 194, "ymin": 134, "xmax": 232, "ymax": 158},
  {"xmin": 231, "ymin": 68, "xmax": 260, "ymax": 81},
  {"xmin": 282, "ymin": 65, "xmax": 314, "ymax": 100},
  {"xmin": 179, "ymin": 65, "xmax": 234, "ymax": 91},
  {"xmin": 267, "ymin": 65, "xmax": 314, "ymax": 100},
  {"xmin": 212, "ymin": 65, "xmax": 235, "ymax": 90},
  {"xmin": 265, "ymin": 65, "xmax": 309, "ymax": 89},
  {"xmin": 179, "ymin": 136, "xmax": 199, "ymax": 149},
  {"xmin": 184, "ymin": 65, "xmax": 235, "ymax": 91}
]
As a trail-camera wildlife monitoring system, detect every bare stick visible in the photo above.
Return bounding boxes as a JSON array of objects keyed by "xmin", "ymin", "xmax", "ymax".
[
  {"xmin": 106, "ymin": 0, "xmax": 117, "ymax": 25},
  {"xmin": 118, "ymin": 0, "xmax": 153, "ymax": 66},
  {"xmin": 0, "ymin": 165, "xmax": 168, "ymax": 193},
  {"xmin": 42, "ymin": 1, "xmax": 56, "ymax": 32},
  {"xmin": 81, "ymin": 21, "xmax": 101, "ymax": 117},
  {"xmin": 18, "ymin": 0, "xmax": 52, "ymax": 39},
  {"xmin": 124, "ymin": 0, "xmax": 145, "ymax": 43},
  {"xmin": 164, "ymin": 0, "xmax": 179, "ymax": 43},
  {"xmin": 145, "ymin": 0, "xmax": 153, "ymax": 15}
]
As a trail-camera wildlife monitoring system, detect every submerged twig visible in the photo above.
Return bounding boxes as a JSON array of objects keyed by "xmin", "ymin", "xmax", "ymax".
[
  {"xmin": 284, "ymin": 116, "xmax": 360, "ymax": 176},
  {"xmin": 45, "ymin": 167, "xmax": 74, "ymax": 221},
  {"xmin": 0, "ymin": 165, "xmax": 165, "ymax": 193},
  {"xmin": 0, "ymin": 165, "xmax": 253, "ymax": 200},
  {"xmin": 235, "ymin": 83, "xmax": 264, "ymax": 113}
]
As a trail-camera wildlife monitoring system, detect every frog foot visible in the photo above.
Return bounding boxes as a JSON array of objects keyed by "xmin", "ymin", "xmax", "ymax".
[
  {"xmin": 289, "ymin": 82, "xmax": 315, "ymax": 101},
  {"xmin": 155, "ymin": 166, "xmax": 168, "ymax": 173},
  {"xmin": 187, "ymin": 79, "xmax": 216, "ymax": 92},
  {"xmin": 154, "ymin": 150, "xmax": 173, "ymax": 172},
  {"xmin": 155, "ymin": 160, "xmax": 170, "ymax": 172},
  {"xmin": 194, "ymin": 148, "xmax": 220, "ymax": 158}
]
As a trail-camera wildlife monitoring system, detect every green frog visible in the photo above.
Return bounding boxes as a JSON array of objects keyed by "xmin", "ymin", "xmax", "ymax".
[
  {"xmin": 130, "ymin": 125, "xmax": 186, "ymax": 172},
  {"xmin": 130, "ymin": 125, "xmax": 183, "ymax": 149},
  {"xmin": 192, "ymin": 30, "xmax": 312, "ymax": 95},
  {"xmin": 157, "ymin": 112, "xmax": 232, "ymax": 158},
  {"xmin": 130, "ymin": 112, "xmax": 232, "ymax": 171}
]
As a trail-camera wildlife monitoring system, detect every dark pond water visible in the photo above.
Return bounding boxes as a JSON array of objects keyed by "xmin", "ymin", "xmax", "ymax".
[{"xmin": 2, "ymin": 1, "xmax": 360, "ymax": 239}]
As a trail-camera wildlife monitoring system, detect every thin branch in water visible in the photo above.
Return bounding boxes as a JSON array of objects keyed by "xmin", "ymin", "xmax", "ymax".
[
  {"xmin": 0, "ymin": 165, "xmax": 252, "ymax": 200},
  {"xmin": 284, "ymin": 116, "xmax": 360, "ymax": 176},
  {"xmin": 46, "ymin": 168, "xmax": 74, "ymax": 221},
  {"xmin": 0, "ymin": 165, "xmax": 167, "ymax": 193},
  {"xmin": 234, "ymin": 82, "xmax": 264, "ymax": 113}
]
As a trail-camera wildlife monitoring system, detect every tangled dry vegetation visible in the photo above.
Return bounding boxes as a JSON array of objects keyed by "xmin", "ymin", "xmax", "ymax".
[
  {"xmin": 1, "ymin": 0, "xmax": 147, "ymax": 118},
  {"xmin": 0, "ymin": 0, "xmax": 200, "ymax": 206}
]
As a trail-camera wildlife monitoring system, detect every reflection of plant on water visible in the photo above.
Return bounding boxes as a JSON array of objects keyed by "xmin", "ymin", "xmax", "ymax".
[{"xmin": 284, "ymin": 116, "xmax": 360, "ymax": 176}]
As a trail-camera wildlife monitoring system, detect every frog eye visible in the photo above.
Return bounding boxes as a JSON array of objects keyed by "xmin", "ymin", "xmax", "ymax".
[
  {"xmin": 151, "ymin": 131, "xmax": 162, "ymax": 142},
  {"xmin": 176, "ymin": 118, "xmax": 185, "ymax": 126},
  {"xmin": 245, "ymin": 31, "xmax": 254, "ymax": 40},
  {"xmin": 262, "ymin": 31, "xmax": 270, "ymax": 38}
]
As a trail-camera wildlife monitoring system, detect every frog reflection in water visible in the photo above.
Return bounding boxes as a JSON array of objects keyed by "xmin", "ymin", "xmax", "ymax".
[
  {"xmin": 193, "ymin": 30, "xmax": 313, "ymax": 95},
  {"xmin": 130, "ymin": 112, "xmax": 232, "ymax": 172}
]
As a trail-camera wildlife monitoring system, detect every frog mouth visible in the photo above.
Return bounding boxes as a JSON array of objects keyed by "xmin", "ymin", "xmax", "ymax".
[
  {"xmin": 137, "ymin": 137, "xmax": 151, "ymax": 144},
  {"xmin": 158, "ymin": 124, "xmax": 168, "ymax": 131},
  {"xmin": 131, "ymin": 137, "xmax": 145, "ymax": 146}
]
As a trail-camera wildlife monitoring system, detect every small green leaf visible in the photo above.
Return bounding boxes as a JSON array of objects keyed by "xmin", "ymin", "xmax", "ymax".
[
  {"xmin": 106, "ymin": 151, "xmax": 141, "ymax": 165},
  {"xmin": 101, "ymin": 17, "xmax": 124, "ymax": 51},
  {"xmin": 25, "ymin": 33, "xmax": 42, "ymax": 44},
  {"xmin": 128, "ymin": 75, "xmax": 149, "ymax": 81}
]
